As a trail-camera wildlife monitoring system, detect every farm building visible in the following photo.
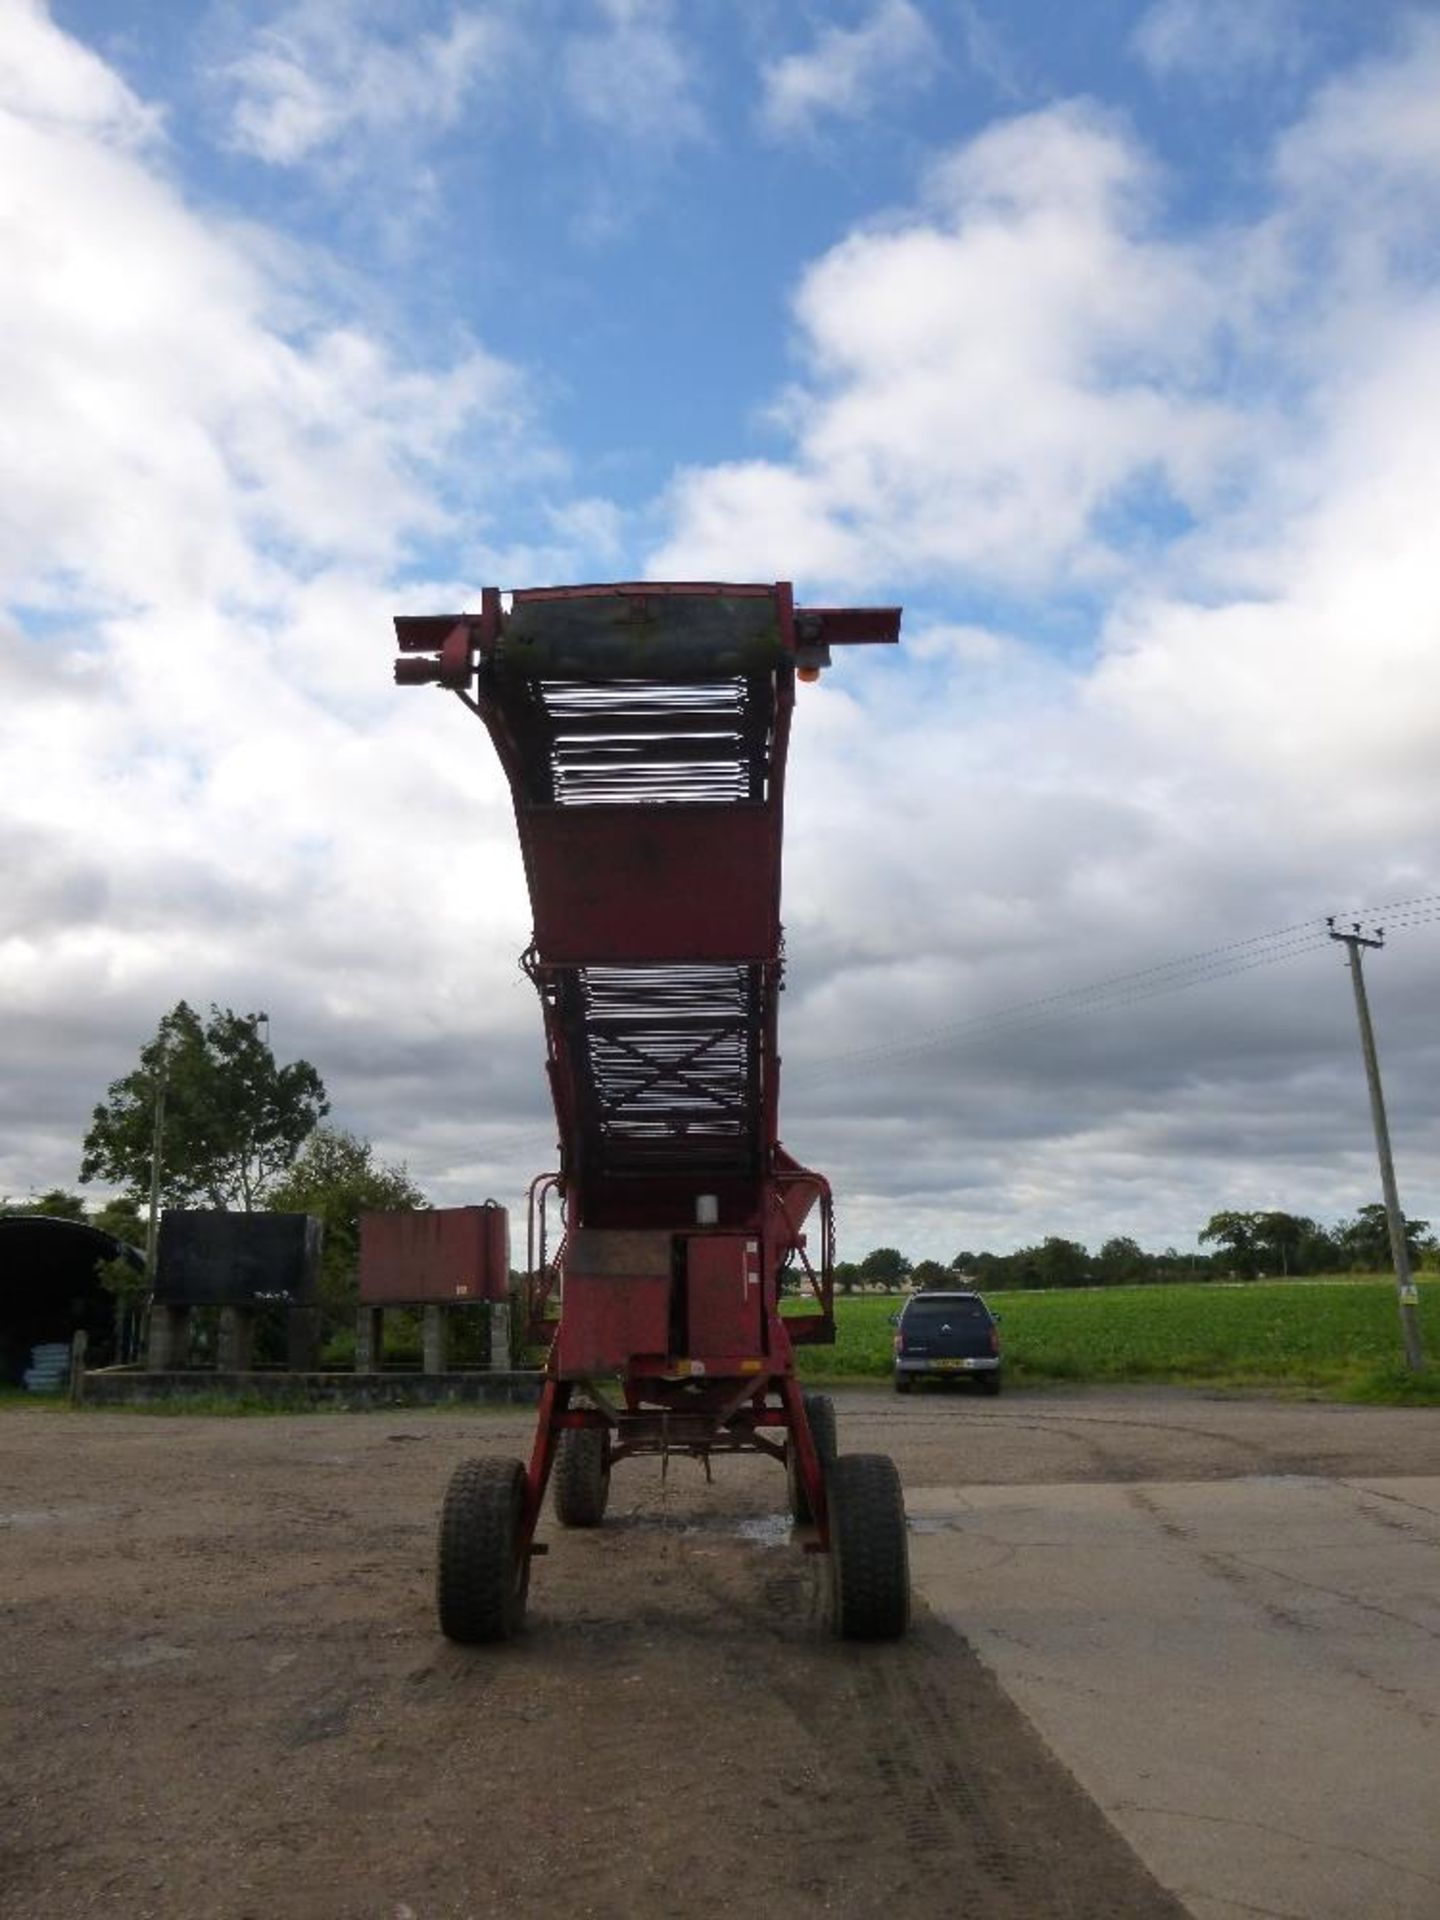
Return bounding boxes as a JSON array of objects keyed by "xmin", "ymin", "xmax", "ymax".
[{"xmin": 0, "ymin": 1214, "xmax": 142, "ymax": 1385}]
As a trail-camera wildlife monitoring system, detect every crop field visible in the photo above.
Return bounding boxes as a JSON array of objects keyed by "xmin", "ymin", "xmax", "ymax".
[{"xmin": 793, "ymin": 1278, "xmax": 1440, "ymax": 1401}]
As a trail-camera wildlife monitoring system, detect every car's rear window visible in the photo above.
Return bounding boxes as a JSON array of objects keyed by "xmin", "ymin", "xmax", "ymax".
[{"xmin": 902, "ymin": 1297, "xmax": 990, "ymax": 1329}]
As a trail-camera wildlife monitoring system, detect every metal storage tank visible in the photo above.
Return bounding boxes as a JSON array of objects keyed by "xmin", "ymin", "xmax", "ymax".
[{"xmin": 358, "ymin": 1204, "xmax": 510, "ymax": 1305}]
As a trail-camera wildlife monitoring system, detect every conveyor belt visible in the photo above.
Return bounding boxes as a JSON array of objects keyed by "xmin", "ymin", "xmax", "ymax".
[
  {"xmin": 393, "ymin": 581, "xmax": 899, "ymax": 1215},
  {"xmin": 492, "ymin": 588, "xmax": 789, "ymax": 1205},
  {"xmin": 557, "ymin": 961, "xmax": 762, "ymax": 1179},
  {"xmin": 505, "ymin": 675, "xmax": 775, "ymax": 807}
]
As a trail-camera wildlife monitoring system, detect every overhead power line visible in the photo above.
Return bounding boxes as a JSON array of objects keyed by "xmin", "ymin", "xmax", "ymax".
[{"xmin": 791, "ymin": 892, "xmax": 1440, "ymax": 1085}]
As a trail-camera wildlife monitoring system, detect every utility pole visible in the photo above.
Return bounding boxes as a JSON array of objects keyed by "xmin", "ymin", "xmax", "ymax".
[
  {"xmin": 144, "ymin": 1031, "xmax": 171, "ymax": 1289},
  {"xmin": 1327, "ymin": 919, "xmax": 1425, "ymax": 1371}
]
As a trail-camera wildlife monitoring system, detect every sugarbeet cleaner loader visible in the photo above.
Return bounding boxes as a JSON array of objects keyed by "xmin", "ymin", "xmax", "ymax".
[{"xmin": 394, "ymin": 581, "xmax": 909, "ymax": 1640}]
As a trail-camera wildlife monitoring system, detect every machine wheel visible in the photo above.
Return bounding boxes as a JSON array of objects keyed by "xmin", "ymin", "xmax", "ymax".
[
  {"xmin": 978, "ymin": 1370, "xmax": 1002, "ymax": 1397},
  {"xmin": 827, "ymin": 1453, "xmax": 911, "ymax": 1641},
  {"xmin": 437, "ymin": 1457, "xmax": 530, "ymax": 1644},
  {"xmin": 893, "ymin": 1374, "xmax": 913, "ymax": 1395},
  {"xmin": 553, "ymin": 1427, "xmax": 611, "ymax": 1527},
  {"xmin": 787, "ymin": 1391, "xmax": 838, "ymax": 1524}
]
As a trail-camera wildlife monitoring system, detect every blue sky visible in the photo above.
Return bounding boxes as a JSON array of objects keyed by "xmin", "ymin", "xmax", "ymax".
[
  {"xmin": 4, "ymin": 0, "xmax": 1440, "ymax": 1257},
  {"xmin": 45, "ymin": 0, "xmax": 1424, "ymax": 605}
]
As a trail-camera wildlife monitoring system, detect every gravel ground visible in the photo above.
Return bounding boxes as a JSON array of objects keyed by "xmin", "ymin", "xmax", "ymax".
[{"xmin": 6, "ymin": 1384, "xmax": 1433, "ymax": 1920}]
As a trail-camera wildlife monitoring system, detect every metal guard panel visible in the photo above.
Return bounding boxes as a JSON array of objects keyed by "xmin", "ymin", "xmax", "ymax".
[
  {"xmin": 566, "ymin": 1228, "xmax": 673, "ymax": 1277},
  {"xmin": 501, "ymin": 588, "xmax": 786, "ymax": 681},
  {"xmin": 525, "ymin": 807, "xmax": 780, "ymax": 963}
]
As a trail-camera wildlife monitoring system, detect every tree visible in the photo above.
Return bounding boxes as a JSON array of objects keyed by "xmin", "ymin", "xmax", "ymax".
[
  {"xmin": 90, "ymin": 1195, "xmax": 149, "ymax": 1352},
  {"xmin": 1296, "ymin": 1221, "xmax": 1340, "ymax": 1274},
  {"xmin": 1336, "ymin": 1203, "xmax": 1430, "ymax": 1271},
  {"xmin": 1032, "ymin": 1236, "xmax": 1089, "ymax": 1288},
  {"xmin": 1198, "ymin": 1210, "xmax": 1261, "ymax": 1278},
  {"xmin": 91, "ymin": 1194, "xmax": 145, "ymax": 1245},
  {"xmin": 1251, "ymin": 1211, "xmax": 1315, "ymax": 1278},
  {"xmin": 833, "ymin": 1260, "xmax": 861, "ymax": 1297},
  {"xmin": 1096, "ymin": 1236, "xmax": 1147, "ymax": 1285},
  {"xmin": 858, "ymin": 1247, "xmax": 912, "ymax": 1292},
  {"xmin": 267, "ymin": 1126, "xmax": 426, "ymax": 1322},
  {"xmin": 95, "ymin": 1250, "xmax": 149, "ymax": 1322},
  {"xmin": 1, "ymin": 1187, "xmax": 87, "ymax": 1220},
  {"xmin": 910, "ymin": 1258, "xmax": 951, "ymax": 1291},
  {"xmin": 80, "ymin": 1002, "xmax": 328, "ymax": 1211}
]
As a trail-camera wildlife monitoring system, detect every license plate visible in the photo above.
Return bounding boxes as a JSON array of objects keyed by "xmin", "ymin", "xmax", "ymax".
[{"xmin": 934, "ymin": 1358, "xmax": 974, "ymax": 1371}]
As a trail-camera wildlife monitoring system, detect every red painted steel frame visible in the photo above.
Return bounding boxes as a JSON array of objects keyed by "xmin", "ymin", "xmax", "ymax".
[{"xmin": 395, "ymin": 582, "xmax": 898, "ymax": 1555}]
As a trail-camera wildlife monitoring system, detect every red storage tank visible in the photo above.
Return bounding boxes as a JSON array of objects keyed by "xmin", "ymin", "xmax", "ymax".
[{"xmin": 358, "ymin": 1205, "xmax": 509, "ymax": 1305}]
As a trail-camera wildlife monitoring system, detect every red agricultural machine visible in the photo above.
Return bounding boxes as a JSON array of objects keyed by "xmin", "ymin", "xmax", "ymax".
[{"xmin": 394, "ymin": 581, "xmax": 909, "ymax": 1640}]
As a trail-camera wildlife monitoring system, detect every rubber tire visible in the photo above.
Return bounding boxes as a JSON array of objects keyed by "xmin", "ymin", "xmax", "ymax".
[
  {"xmin": 827, "ymin": 1453, "xmax": 911, "ymax": 1641},
  {"xmin": 553, "ymin": 1427, "xmax": 611, "ymax": 1528},
  {"xmin": 437, "ymin": 1457, "xmax": 530, "ymax": 1644},
  {"xmin": 787, "ymin": 1391, "xmax": 838, "ymax": 1524},
  {"xmin": 893, "ymin": 1374, "xmax": 913, "ymax": 1395},
  {"xmin": 977, "ymin": 1370, "xmax": 1002, "ymax": 1397}
]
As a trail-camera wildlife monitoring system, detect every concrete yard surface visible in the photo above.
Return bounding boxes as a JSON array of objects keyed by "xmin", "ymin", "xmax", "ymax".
[{"xmin": 908, "ymin": 1470, "xmax": 1440, "ymax": 1919}]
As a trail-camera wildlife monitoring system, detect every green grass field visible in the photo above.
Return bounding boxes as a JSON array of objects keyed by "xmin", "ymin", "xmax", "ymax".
[
  {"xmin": 793, "ymin": 1278, "xmax": 1440, "ymax": 1402},
  {"xmin": 7, "ymin": 1279, "xmax": 1436, "ymax": 1413}
]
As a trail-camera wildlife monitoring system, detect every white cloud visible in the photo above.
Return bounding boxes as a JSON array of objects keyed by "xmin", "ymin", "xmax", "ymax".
[
  {"xmin": 760, "ymin": 0, "xmax": 938, "ymax": 138},
  {"xmin": 0, "ymin": 0, "xmax": 159, "ymax": 141},
  {"xmin": 1274, "ymin": 17, "xmax": 1440, "ymax": 202},
  {"xmin": 903, "ymin": 620, "xmax": 1014, "ymax": 666},
  {"xmin": 562, "ymin": 0, "xmax": 702, "ymax": 147},
  {"xmin": 1131, "ymin": 0, "xmax": 1310, "ymax": 83},
  {"xmin": 0, "ymin": 67, "xmax": 520, "ymax": 610},
  {"xmin": 0, "ymin": 3, "xmax": 570, "ymax": 1202},
  {"xmin": 219, "ymin": 1, "xmax": 507, "ymax": 168},
  {"xmin": 652, "ymin": 29, "xmax": 1440, "ymax": 1251},
  {"xmin": 655, "ymin": 101, "xmax": 1239, "ymax": 590},
  {"xmin": 955, "ymin": 1, "xmax": 1025, "ymax": 100},
  {"xmin": 543, "ymin": 494, "xmax": 626, "ymax": 564},
  {"xmin": 7, "ymin": 5, "xmax": 1440, "ymax": 1257},
  {"xmin": 1091, "ymin": 23, "xmax": 1440, "ymax": 839}
]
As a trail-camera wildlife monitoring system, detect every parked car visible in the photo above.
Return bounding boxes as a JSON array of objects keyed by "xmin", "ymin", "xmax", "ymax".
[{"xmin": 892, "ymin": 1289, "xmax": 1002, "ymax": 1395}]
